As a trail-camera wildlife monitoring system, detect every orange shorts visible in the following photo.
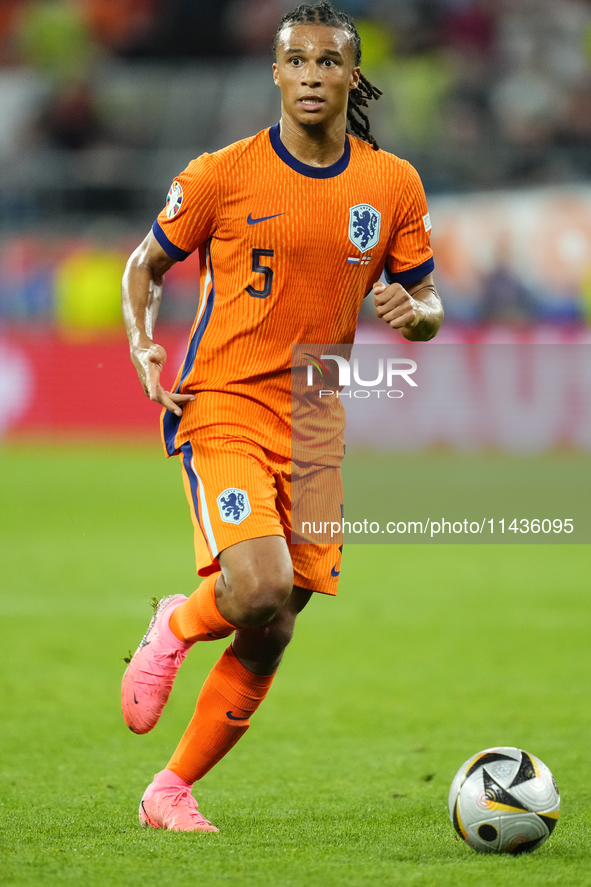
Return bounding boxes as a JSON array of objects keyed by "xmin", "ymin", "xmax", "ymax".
[{"xmin": 178, "ymin": 435, "xmax": 343, "ymax": 596}]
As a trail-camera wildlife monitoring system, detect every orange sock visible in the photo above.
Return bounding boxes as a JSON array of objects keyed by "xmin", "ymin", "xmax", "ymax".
[
  {"xmin": 169, "ymin": 573, "xmax": 236, "ymax": 643},
  {"xmin": 167, "ymin": 645, "xmax": 275, "ymax": 784}
]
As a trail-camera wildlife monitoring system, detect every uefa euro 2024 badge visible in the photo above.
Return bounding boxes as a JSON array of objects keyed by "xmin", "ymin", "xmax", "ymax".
[
  {"xmin": 348, "ymin": 204, "xmax": 381, "ymax": 253},
  {"xmin": 217, "ymin": 488, "xmax": 251, "ymax": 524},
  {"xmin": 166, "ymin": 181, "xmax": 183, "ymax": 219}
]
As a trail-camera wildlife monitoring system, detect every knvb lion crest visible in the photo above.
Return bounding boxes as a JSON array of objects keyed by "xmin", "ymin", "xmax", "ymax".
[
  {"xmin": 217, "ymin": 488, "xmax": 251, "ymax": 524},
  {"xmin": 348, "ymin": 204, "xmax": 381, "ymax": 253}
]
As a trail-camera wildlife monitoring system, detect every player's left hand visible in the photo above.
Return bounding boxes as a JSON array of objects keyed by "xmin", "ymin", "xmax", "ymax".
[{"xmin": 373, "ymin": 281, "xmax": 426, "ymax": 330}]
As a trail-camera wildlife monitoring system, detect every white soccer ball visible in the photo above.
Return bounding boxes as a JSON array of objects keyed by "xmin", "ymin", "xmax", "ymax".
[{"xmin": 448, "ymin": 746, "xmax": 560, "ymax": 854}]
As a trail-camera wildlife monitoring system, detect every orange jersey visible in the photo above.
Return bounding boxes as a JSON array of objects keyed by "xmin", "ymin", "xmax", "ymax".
[{"xmin": 154, "ymin": 124, "xmax": 434, "ymax": 457}]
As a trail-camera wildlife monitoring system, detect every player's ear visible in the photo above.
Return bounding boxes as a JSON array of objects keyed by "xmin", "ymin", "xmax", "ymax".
[
  {"xmin": 349, "ymin": 67, "xmax": 360, "ymax": 91},
  {"xmin": 272, "ymin": 63, "xmax": 280, "ymax": 87}
]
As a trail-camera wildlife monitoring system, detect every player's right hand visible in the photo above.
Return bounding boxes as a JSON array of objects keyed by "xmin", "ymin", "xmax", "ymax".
[{"xmin": 131, "ymin": 342, "xmax": 195, "ymax": 417}]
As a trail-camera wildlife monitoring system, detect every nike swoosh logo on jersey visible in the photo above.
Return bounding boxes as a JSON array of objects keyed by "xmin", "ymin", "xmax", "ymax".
[
  {"xmin": 331, "ymin": 565, "xmax": 341, "ymax": 577},
  {"xmin": 247, "ymin": 213, "xmax": 284, "ymax": 225},
  {"xmin": 226, "ymin": 711, "xmax": 250, "ymax": 721}
]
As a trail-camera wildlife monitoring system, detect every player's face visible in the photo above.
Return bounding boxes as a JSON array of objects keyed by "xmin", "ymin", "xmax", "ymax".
[{"xmin": 273, "ymin": 25, "xmax": 360, "ymax": 130}]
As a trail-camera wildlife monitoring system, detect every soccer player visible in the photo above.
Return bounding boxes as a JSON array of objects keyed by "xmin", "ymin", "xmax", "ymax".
[{"xmin": 121, "ymin": 0, "xmax": 443, "ymax": 832}]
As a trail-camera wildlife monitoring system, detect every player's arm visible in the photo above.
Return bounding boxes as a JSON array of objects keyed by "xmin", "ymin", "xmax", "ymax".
[
  {"xmin": 372, "ymin": 272, "xmax": 443, "ymax": 341},
  {"xmin": 121, "ymin": 229, "xmax": 195, "ymax": 417}
]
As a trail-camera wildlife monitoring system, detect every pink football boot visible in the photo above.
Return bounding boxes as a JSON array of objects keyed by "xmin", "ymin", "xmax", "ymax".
[
  {"xmin": 139, "ymin": 770, "xmax": 218, "ymax": 832},
  {"xmin": 121, "ymin": 595, "xmax": 190, "ymax": 734}
]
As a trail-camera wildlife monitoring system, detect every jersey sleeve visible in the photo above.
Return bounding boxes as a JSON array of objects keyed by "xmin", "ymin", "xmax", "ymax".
[
  {"xmin": 153, "ymin": 153, "xmax": 217, "ymax": 261},
  {"xmin": 385, "ymin": 163, "xmax": 434, "ymax": 286}
]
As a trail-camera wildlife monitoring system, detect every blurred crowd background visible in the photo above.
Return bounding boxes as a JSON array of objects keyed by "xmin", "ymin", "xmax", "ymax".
[{"xmin": 1, "ymin": 0, "xmax": 591, "ymax": 330}]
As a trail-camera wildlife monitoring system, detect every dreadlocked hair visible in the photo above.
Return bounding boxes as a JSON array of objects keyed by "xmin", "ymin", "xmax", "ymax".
[{"xmin": 273, "ymin": 1, "xmax": 383, "ymax": 150}]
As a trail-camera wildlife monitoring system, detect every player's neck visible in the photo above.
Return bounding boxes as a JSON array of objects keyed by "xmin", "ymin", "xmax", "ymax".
[{"xmin": 279, "ymin": 114, "xmax": 348, "ymax": 168}]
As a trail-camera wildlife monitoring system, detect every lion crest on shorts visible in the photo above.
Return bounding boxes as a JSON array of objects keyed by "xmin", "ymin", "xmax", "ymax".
[{"xmin": 217, "ymin": 488, "xmax": 251, "ymax": 524}]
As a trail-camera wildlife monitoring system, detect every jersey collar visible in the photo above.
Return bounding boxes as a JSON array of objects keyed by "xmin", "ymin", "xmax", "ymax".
[{"xmin": 269, "ymin": 123, "xmax": 350, "ymax": 179}]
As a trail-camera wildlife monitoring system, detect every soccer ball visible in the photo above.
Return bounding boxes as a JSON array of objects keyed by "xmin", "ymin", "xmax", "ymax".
[{"xmin": 448, "ymin": 746, "xmax": 560, "ymax": 854}]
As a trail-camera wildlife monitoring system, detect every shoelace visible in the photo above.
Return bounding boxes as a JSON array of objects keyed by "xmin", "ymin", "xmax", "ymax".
[
  {"xmin": 165, "ymin": 787, "xmax": 212, "ymax": 825},
  {"xmin": 152, "ymin": 648, "xmax": 186, "ymax": 669},
  {"xmin": 134, "ymin": 648, "xmax": 186, "ymax": 683}
]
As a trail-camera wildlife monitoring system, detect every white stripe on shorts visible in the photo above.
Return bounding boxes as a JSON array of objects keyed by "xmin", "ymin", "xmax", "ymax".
[{"xmin": 191, "ymin": 455, "xmax": 219, "ymax": 557}]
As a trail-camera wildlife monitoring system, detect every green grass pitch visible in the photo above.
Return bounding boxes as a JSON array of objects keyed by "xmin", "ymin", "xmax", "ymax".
[{"xmin": 0, "ymin": 443, "xmax": 589, "ymax": 887}]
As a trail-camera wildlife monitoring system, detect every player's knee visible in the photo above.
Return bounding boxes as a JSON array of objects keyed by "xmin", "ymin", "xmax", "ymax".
[{"xmin": 231, "ymin": 571, "xmax": 293, "ymax": 626}]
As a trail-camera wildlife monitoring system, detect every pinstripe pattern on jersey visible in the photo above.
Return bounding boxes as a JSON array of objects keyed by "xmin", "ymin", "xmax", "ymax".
[
  {"xmin": 152, "ymin": 219, "xmax": 190, "ymax": 261},
  {"xmin": 162, "ymin": 241, "xmax": 215, "ymax": 455},
  {"xmin": 179, "ymin": 242, "xmax": 215, "ymax": 386},
  {"xmin": 155, "ymin": 128, "xmax": 434, "ymax": 459}
]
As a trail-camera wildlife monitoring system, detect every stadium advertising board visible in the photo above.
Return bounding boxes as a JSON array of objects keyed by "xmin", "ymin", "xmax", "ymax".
[{"xmin": 0, "ymin": 329, "xmax": 189, "ymax": 438}]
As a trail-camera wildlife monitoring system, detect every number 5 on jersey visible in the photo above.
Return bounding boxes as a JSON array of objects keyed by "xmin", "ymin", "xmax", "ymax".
[{"xmin": 246, "ymin": 248, "xmax": 274, "ymax": 299}]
